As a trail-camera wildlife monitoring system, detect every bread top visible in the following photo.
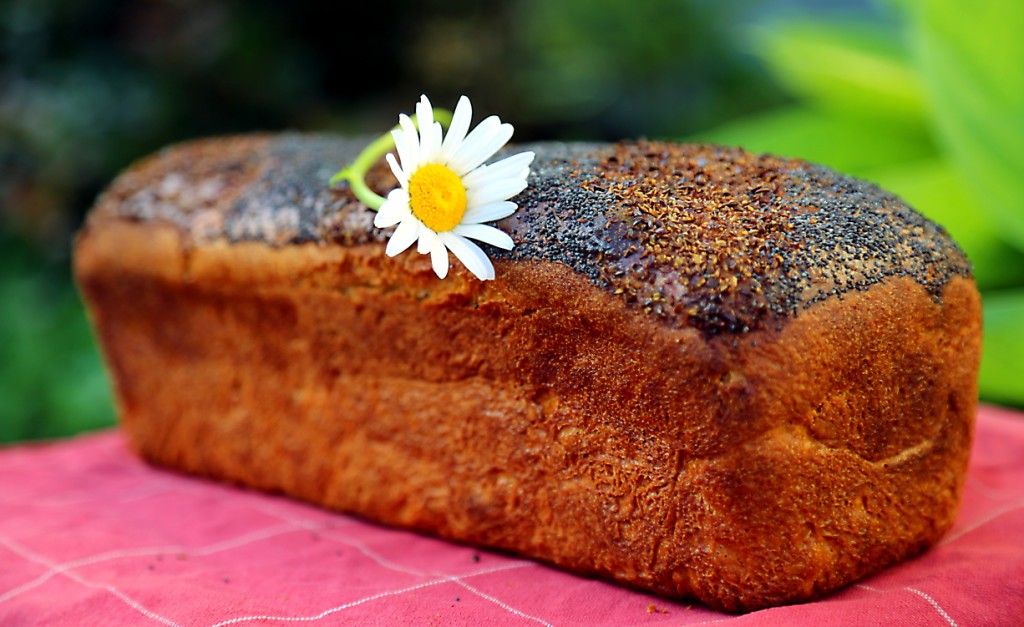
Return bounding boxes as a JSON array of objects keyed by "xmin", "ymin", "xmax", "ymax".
[{"xmin": 90, "ymin": 134, "xmax": 972, "ymax": 337}]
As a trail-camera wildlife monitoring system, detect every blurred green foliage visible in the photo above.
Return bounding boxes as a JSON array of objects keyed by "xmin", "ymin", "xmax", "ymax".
[
  {"xmin": 698, "ymin": 0, "xmax": 1024, "ymax": 406},
  {"xmin": 0, "ymin": 233, "xmax": 115, "ymax": 442}
]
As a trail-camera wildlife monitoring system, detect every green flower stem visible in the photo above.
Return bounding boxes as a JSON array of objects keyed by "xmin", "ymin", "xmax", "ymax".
[
  {"xmin": 329, "ymin": 132, "xmax": 394, "ymax": 209},
  {"xmin": 330, "ymin": 109, "xmax": 454, "ymax": 210}
]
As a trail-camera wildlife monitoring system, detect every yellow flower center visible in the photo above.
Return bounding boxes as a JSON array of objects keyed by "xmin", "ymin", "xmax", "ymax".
[{"xmin": 408, "ymin": 163, "xmax": 468, "ymax": 233}]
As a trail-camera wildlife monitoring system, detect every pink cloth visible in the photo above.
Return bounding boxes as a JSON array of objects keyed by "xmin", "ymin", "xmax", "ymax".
[{"xmin": 2, "ymin": 406, "xmax": 1023, "ymax": 626}]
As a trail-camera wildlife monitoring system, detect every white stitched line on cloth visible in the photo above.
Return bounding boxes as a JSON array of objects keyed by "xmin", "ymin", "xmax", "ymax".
[
  {"xmin": 855, "ymin": 584, "xmax": 958, "ymax": 626},
  {"xmin": 906, "ymin": 588, "xmax": 958, "ymax": 627},
  {"xmin": 0, "ymin": 523, "xmax": 302, "ymax": 604},
  {"xmin": 205, "ymin": 562, "xmax": 538, "ymax": 627},
  {"xmin": 449, "ymin": 577, "xmax": 555, "ymax": 627},
  {"xmin": 253, "ymin": 504, "xmax": 450, "ymax": 577},
  {"xmin": 323, "ymin": 532, "xmax": 554, "ymax": 626},
  {"xmin": 685, "ymin": 617, "xmax": 732, "ymax": 626},
  {"xmin": 311, "ymin": 525, "xmax": 554, "ymax": 626},
  {"xmin": 1, "ymin": 449, "xmax": 266, "ymax": 509},
  {"xmin": 257, "ymin": 503, "xmax": 426, "ymax": 578},
  {"xmin": 0, "ymin": 490, "xmax": 93, "ymax": 508},
  {"xmin": 939, "ymin": 498, "xmax": 1024, "ymax": 546},
  {"xmin": 254, "ymin": 503, "xmax": 554, "ymax": 625},
  {"xmin": 0, "ymin": 534, "xmax": 182, "ymax": 626},
  {"xmin": 55, "ymin": 568, "xmax": 183, "ymax": 627},
  {"xmin": 0, "ymin": 478, "xmax": 198, "ymax": 508},
  {"xmin": 248, "ymin": 502, "xmax": 356, "ymax": 531},
  {"xmin": 324, "ymin": 532, "xmax": 432, "ymax": 577},
  {"xmin": 117, "ymin": 481, "xmax": 197, "ymax": 503},
  {"xmin": 964, "ymin": 475, "xmax": 1024, "ymax": 501}
]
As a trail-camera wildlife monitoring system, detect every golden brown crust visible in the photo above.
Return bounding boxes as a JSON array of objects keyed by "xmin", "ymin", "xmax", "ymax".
[
  {"xmin": 588, "ymin": 142, "xmax": 972, "ymax": 335},
  {"xmin": 75, "ymin": 215, "xmax": 980, "ymax": 611}
]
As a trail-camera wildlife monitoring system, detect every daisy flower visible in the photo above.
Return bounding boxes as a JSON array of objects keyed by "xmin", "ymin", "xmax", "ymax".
[{"xmin": 374, "ymin": 95, "xmax": 534, "ymax": 280}]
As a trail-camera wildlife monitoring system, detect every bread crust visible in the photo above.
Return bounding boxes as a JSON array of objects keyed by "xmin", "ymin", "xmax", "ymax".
[{"xmin": 75, "ymin": 136, "xmax": 982, "ymax": 611}]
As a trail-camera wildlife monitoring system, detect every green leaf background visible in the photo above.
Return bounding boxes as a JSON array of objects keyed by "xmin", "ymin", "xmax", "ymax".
[{"xmin": 698, "ymin": 0, "xmax": 1024, "ymax": 405}]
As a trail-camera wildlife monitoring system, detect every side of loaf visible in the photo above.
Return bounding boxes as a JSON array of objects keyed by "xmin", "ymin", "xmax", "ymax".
[{"xmin": 74, "ymin": 135, "xmax": 982, "ymax": 612}]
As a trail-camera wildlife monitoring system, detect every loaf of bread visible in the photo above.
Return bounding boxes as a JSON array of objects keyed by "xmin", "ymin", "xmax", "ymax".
[{"xmin": 74, "ymin": 135, "xmax": 981, "ymax": 612}]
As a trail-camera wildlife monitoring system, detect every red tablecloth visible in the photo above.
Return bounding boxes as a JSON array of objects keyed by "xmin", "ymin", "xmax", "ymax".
[{"xmin": 2, "ymin": 406, "xmax": 1023, "ymax": 626}]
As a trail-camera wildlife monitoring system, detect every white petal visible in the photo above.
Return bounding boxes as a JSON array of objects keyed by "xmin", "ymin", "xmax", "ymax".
[
  {"xmin": 385, "ymin": 217, "xmax": 421, "ymax": 257},
  {"xmin": 439, "ymin": 232, "xmax": 495, "ymax": 281},
  {"xmin": 462, "ymin": 151, "xmax": 534, "ymax": 190},
  {"xmin": 440, "ymin": 96, "xmax": 472, "ymax": 163},
  {"xmin": 375, "ymin": 189, "xmax": 411, "ymax": 228},
  {"xmin": 416, "ymin": 96, "xmax": 442, "ymax": 162},
  {"xmin": 463, "ymin": 171, "xmax": 530, "ymax": 196},
  {"xmin": 462, "ymin": 201, "xmax": 518, "ymax": 225},
  {"xmin": 453, "ymin": 224, "xmax": 514, "ymax": 250},
  {"xmin": 416, "ymin": 95, "xmax": 434, "ymax": 135},
  {"xmin": 450, "ymin": 121, "xmax": 515, "ymax": 175},
  {"xmin": 397, "ymin": 114, "xmax": 421, "ymax": 171},
  {"xmin": 385, "ymin": 153, "xmax": 407, "ymax": 187},
  {"xmin": 428, "ymin": 121, "xmax": 444, "ymax": 163},
  {"xmin": 467, "ymin": 178, "xmax": 528, "ymax": 207},
  {"xmin": 417, "ymin": 228, "xmax": 431, "ymax": 254},
  {"xmin": 447, "ymin": 116, "xmax": 501, "ymax": 175},
  {"xmin": 391, "ymin": 127, "xmax": 417, "ymax": 174},
  {"xmin": 419, "ymin": 228, "xmax": 449, "ymax": 279}
]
